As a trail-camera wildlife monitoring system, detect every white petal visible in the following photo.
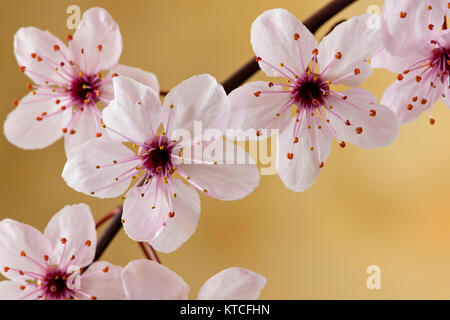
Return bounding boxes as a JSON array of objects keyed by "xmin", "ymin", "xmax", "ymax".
[
  {"xmin": 3, "ymin": 90, "xmax": 70, "ymax": 150},
  {"xmin": 381, "ymin": 0, "xmax": 447, "ymax": 56},
  {"xmin": 327, "ymin": 88, "xmax": 399, "ymax": 148},
  {"xmin": 63, "ymin": 107, "xmax": 101, "ymax": 156},
  {"xmin": 71, "ymin": 7, "xmax": 122, "ymax": 73},
  {"xmin": 163, "ymin": 74, "xmax": 229, "ymax": 139},
  {"xmin": 380, "ymin": 71, "xmax": 438, "ymax": 124},
  {"xmin": 278, "ymin": 118, "xmax": 332, "ymax": 192},
  {"xmin": 109, "ymin": 64, "xmax": 159, "ymax": 96},
  {"xmin": 0, "ymin": 219, "xmax": 52, "ymax": 281},
  {"xmin": 62, "ymin": 137, "xmax": 138, "ymax": 198},
  {"xmin": 148, "ymin": 179, "xmax": 200, "ymax": 253},
  {"xmin": 0, "ymin": 280, "xmax": 32, "ymax": 300},
  {"xmin": 371, "ymin": 48, "xmax": 423, "ymax": 74},
  {"xmin": 103, "ymin": 76, "xmax": 163, "ymax": 144},
  {"xmin": 318, "ymin": 14, "xmax": 381, "ymax": 87},
  {"xmin": 122, "ymin": 183, "xmax": 171, "ymax": 242},
  {"xmin": 251, "ymin": 9, "xmax": 317, "ymax": 77},
  {"xmin": 14, "ymin": 27, "xmax": 70, "ymax": 85},
  {"xmin": 197, "ymin": 268, "xmax": 266, "ymax": 300},
  {"xmin": 44, "ymin": 204, "xmax": 96, "ymax": 268},
  {"xmin": 121, "ymin": 259, "xmax": 189, "ymax": 300},
  {"xmin": 179, "ymin": 140, "xmax": 260, "ymax": 200},
  {"xmin": 228, "ymin": 81, "xmax": 292, "ymax": 138},
  {"xmin": 80, "ymin": 261, "xmax": 126, "ymax": 300}
]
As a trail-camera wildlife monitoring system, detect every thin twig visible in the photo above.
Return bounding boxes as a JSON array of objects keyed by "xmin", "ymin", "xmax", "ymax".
[
  {"xmin": 145, "ymin": 242, "xmax": 161, "ymax": 264},
  {"xmin": 138, "ymin": 242, "xmax": 153, "ymax": 260},
  {"xmin": 95, "ymin": 208, "xmax": 119, "ymax": 229},
  {"xmin": 93, "ymin": 206, "xmax": 123, "ymax": 262}
]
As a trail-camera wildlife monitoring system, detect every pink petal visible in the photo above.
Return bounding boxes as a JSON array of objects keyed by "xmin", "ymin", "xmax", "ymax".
[
  {"xmin": 318, "ymin": 14, "xmax": 381, "ymax": 87},
  {"xmin": 109, "ymin": 64, "xmax": 159, "ymax": 96},
  {"xmin": 3, "ymin": 90, "xmax": 70, "ymax": 150},
  {"xmin": 228, "ymin": 81, "xmax": 292, "ymax": 137},
  {"xmin": 380, "ymin": 71, "xmax": 438, "ymax": 124},
  {"xmin": 179, "ymin": 140, "xmax": 260, "ymax": 200},
  {"xmin": 71, "ymin": 7, "xmax": 122, "ymax": 74},
  {"xmin": 121, "ymin": 259, "xmax": 189, "ymax": 300},
  {"xmin": 122, "ymin": 183, "xmax": 171, "ymax": 242},
  {"xmin": 278, "ymin": 118, "xmax": 332, "ymax": 192},
  {"xmin": 44, "ymin": 204, "xmax": 96, "ymax": 268},
  {"xmin": 163, "ymin": 74, "xmax": 229, "ymax": 139},
  {"xmin": 381, "ymin": 0, "xmax": 446, "ymax": 56},
  {"xmin": 62, "ymin": 137, "xmax": 138, "ymax": 198},
  {"xmin": 14, "ymin": 27, "xmax": 70, "ymax": 86},
  {"xmin": 328, "ymin": 88, "xmax": 399, "ymax": 149},
  {"xmin": 63, "ymin": 108, "xmax": 100, "ymax": 156},
  {"xmin": 251, "ymin": 9, "xmax": 317, "ymax": 77},
  {"xmin": 197, "ymin": 268, "xmax": 266, "ymax": 300},
  {"xmin": 80, "ymin": 261, "xmax": 126, "ymax": 300},
  {"xmin": 148, "ymin": 179, "xmax": 200, "ymax": 253},
  {"xmin": 103, "ymin": 76, "xmax": 163, "ymax": 144},
  {"xmin": 0, "ymin": 219, "xmax": 52, "ymax": 281},
  {"xmin": 371, "ymin": 48, "xmax": 423, "ymax": 74},
  {"xmin": 0, "ymin": 280, "xmax": 35, "ymax": 300}
]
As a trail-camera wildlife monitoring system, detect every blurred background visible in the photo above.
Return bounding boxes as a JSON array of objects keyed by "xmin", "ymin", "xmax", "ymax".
[{"xmin": 1, "ymin": 0, "xmax": 450, "ymax": 299}]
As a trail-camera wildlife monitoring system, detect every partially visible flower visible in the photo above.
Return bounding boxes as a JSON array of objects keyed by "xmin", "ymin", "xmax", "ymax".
[
  {"xmin": 378, "ymin": 0, "xmax": 448, "ymax": 56},
  {"xmin": 0, "ymin": 204, "xmax": 125, "ymax": 300},
  {"xmin": 121, "ymin": 259, "xmax": 266, "ymax": 300},
  {"xmin": 373, "ymin": 1, "xmax": 449, "ymax": 124},
  {"xmin": 62, "ymin": 75, "xmax": 260, "ymax": 253},
  {"xmin": 4, "ymin": 7, "xmax": 159, "ymax": 155},
  {"xmin": 229, "ymin": 9, "xmax": 399, "ymax": 192}
]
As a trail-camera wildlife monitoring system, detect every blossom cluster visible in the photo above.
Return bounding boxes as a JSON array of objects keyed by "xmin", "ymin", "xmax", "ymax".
[{"xmin": 1, "ymin": 1, "xmax": 448, "ymax": 299}]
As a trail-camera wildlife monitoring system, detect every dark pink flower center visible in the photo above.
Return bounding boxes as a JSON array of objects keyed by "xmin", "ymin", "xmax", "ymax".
[
  {"xmin": 141, "ymin": 136, "xmax": 176, "ymax": 176},
  {"xmin": 291, "ymin": 72, "xmax": 330, "ymax": 109},
  {"xmin": 69, "ymin": 74, "xmax": 102, "ymax": 106}
]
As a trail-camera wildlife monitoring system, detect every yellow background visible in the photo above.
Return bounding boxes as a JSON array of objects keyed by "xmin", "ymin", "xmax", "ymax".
[{"xmin": 1, "ymin": 0, "xmax": 450, "ymax": 299}]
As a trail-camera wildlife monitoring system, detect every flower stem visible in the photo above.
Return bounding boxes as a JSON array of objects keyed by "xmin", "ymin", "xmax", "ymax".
[
  {"xmin": 95, "ymin": 208, "xmax": 120, "ymax": 229},
  {"xmin": 92, "ymin": 0, "xmax": 357, "ymax": 262},
  {"xmin": 221, "ymin": 0, "xmax": 356, "ymax": 94},
  {"xmin": 138, "ymin": 242, "xmax": 162, "ymax": 264}
]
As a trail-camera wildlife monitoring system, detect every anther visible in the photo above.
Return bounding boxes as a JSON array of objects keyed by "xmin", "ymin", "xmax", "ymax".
[
  {"xmin": 293, "ymin": 33, "xmax": 300, "ymax": 40},
  {"xmin": 4, "ymin": 267, "xmax": 9, "ymax": 273},
  {"xmin": 253, "ymin": 91, "xmax": 261, "ymax": 97},
  {"xmin": 60, "ymin": 238, "xmax": 67, "ymax": 244},
  {"xmin": 97, "ymin": 45, "xmax": 103, "ymax": 51},
  {"xmin": 421, "ymin": 98, "xmax": 427, "ymax": 104},
  {"xmin": 339, "ymin": 141, "xmax": 346, "ymax": 148},
  {"xmin": 397, "ymin": 74, "xmax": 404, "ymax": 81},
  {"xmin": 66, "ymin": 34, "xmax": 73, "ymax": 41},
  {"xmin": 428, "ymin": 24, "xmax": 434, "ymax": 30},
  {"xmin": 312, "ymin": 48, "xmax": 319, "ymax": 55},
  {"xmin": 111, "ymin": 73, "xmax": 118, "ymax": 77},
  {"xmin": 19, "ymin": 66, "xmax": 26, "ymax": 72},
  {"xmin": 20, "ymin": 251, "xmax": 26, "ymax": 257},
  {"xmin": 96, "ymin": 133, "xmax": 102, "ymax": 138},
  {"xmin": 169, "ymin": 211, "xmax": 175, "ymax": 218},
  {"xmin": 69, "ymin": 129, "xmax": 76, "ymax": 135},
  {"xmin": 430, "ymin": 118, "xmax": 436, "ymax": 125},
  {"xmin": 369, "ymin": 109, "xmax": 376, "ymax": 117},
  {"xmin": 400, "ymin": 11, "xmax": 407, "ymax": 18},
  {"xmin": 102, "ymin": 267, "xmax": 109, "ymax": 273},
  {"xmin": 256, "ymin": 57, "xmax": 262, "ymax": 62},
  {"xmin": 416, "ymin": 76, "xmax": 422, "ymax": 82},
  {"xmin": 319, "ymin": 162, "xmax": 324, "ymax": 168},
  {"xmin": 355, "ymin": 127, "xmax": 363, "ymax": 134},
  {"xmin": 345, "ymin": 120, "xmax": 351, "ymax": 126},
  {"xmin": 287, "ymin": 153, "xmax": 294, "ymax": 160},
  {"xmin": 407, "ymin": 104, "xmax": 413, "ymax": 110},
  {"xmin": 12, "ymin": 100, "xmax": 19, "ymax": 107},
  {"xmin": 53, "ymin": 45, "xmax": 60, "ymax": 51},
  {"xmin": 85, "ymin": 240, "xmax": 92, "ymax": 247},
  {"xmin": 335, "ymin": 52, "xmax": 342, "ymax": 59},
  {"xmin": 293, "ymin": 137, "xmax": 299, "ymax": 144},
  {"xmin": 62, "ymin": 128, "xmax": 68, "ymax": 133},
  {"xmin": 354, "ymin": 68, "xmax": 360, "ymax": 75}
]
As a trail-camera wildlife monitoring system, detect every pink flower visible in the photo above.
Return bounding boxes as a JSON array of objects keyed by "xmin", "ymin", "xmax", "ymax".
[
  {"xmin": 62, "ymin": 75, "xmax": 260, "ymax": 253},
  {"xmin": 121, "ymin": 259, "xmax": 266, "ymax": 300},
  {"xmin": 229, "ymin": 9, "xmax": 399, "ymax": 192},
  {"xmin": 3, "ymin": 7, "xmax": 159, "ymax": 155},
  {"xmin": 378, "ymin": 0, "xmax": 448, "ymax": 56},
  {"xmin": 0, "ymin": 204, "xmax": 125, "ymax": 300},
  {"xmin": 373, "ymin": 1, "xmax": 449, "ymax": 124}
]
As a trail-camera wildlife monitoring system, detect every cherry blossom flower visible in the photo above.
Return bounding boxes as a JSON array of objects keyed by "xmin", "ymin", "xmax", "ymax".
[
  {"xmin": 121, "ymin": 259, "xmax": 266, "ymax": 300},
  {"xmin": 3, "ymin": 7, "xmax": 159, "ymax": 155},
  {"xmin": 372, "ymin": 1, "xmax": 449, "ymax": 124},
  {"xmin": 228, "ymin": 9, "xmax": 399, "ymax": 192},
  {"xmin": 62, "ymin": 75, "xmax": 260, "ymax": 253},
  {"xmin": 378, "ymin": 0, "xmax": 448, "ymax": 56},
  {"xmin": 0, "ymin": 204, "xmax": 125, "ymax": 300}
]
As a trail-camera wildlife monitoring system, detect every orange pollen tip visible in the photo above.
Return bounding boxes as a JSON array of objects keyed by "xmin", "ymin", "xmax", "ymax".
[
  {"xmin": 345, "ymin": 120, "xmax": 351, "ymax": 126},
  {"xmin": 31, "ymin": 53, "xmax": 37, "ymax": 59},
  {"xmin": 96, "ymin": 90, "xmax": 101, "ymax": 96},
  {"xmin": 37, "ymin": 56, "xmax": 42, "ymax": 62},
  {"xmin": 400, "ymin": 11, "xmax": 407, "ymax": 18},
  {"xmin": 342, "ymin": 96, "xmax": 348, "ymax": 100},
  {"xmin": 97, "ymin": 44, "xmax": 103, "ymax": 51},
  {"xmin": 70, "ymin": 255, "xmax": 75, "ymax": 260},
  {"xmin": 44, "ymin": 255, "xmax": 49, "ymax": 261},
  {"xmin": 20, "ymin": 285, "xmax": 26, "ymax": 291},
  {"xmin": 111, "ymin": 73, "xmax": 118, "ymax": 77},
  {"xmin": 53, "ymin": 45, "xmax": 60, "ymax": 51},
  {"xmin": 55, "ymin": 100, "xmax": 60, "ymax": 105},
  {"xmin": 62, "ymin": 128, "xmax": 68, "ymax": 133},
  {"xmin": 287, "ymin": 153, "xmax": 294, "ymax": 160},
  {"xmin": 416, "ymin": 76, "xmax": 422, "ymax": 82},
  {"xmin": 294, "ymin": 137, "xmax": 299, "ymax": 144},
  {"xmin": 61, "ymin": 106, "xmax": 67, "ymax": 110},
  {"xmin": 254, "ymin": 91, "xmax": 261, "ymax": 97},
  {"xmin": 403, "ymin": 69, "xmax": 410, "ymax": 74},
  {"xmin": 85, "ymin": 240, "xmax": 92, "ymax": 247},
  {"xmin": 102, "ymin": 267, "xmax": 109, "ymax": 273},
  {"xmin": 428, "ymin": 24, "xmax": 434, "ymax": 30},
  {"xmin": 339, "ymin": 141, "xmax": 346, "ymax": 148},
  {"xmin": 256, "ymin": 130, "xmax": 261, "ymax": 137},
  {"xmin": 69, "ymin": 130, "xmax": 76, "ymax": 135},
  {"xmin": 96, "ymin": 132, "xmax": 102, "ymax": 138},
  {"xmin": 91, "ymin": 296, "xmax": 97, "ymax": 300},
  {"xmin": 20, "ymin": 251, "xmax": 26, "ymax": 257},
  {"xmin": 19, "ymin": 66, "xmax": 26, "ymax": 72},
  {"xmin": 169, "ymin": 211, "xmax": 175, "ymax": 218},
  {"xmin": 407, "ymin": 104, "xmax": 414, "ymax": 110},
  {"xmin": 397, "ymin": 74, "xmax": 404, "ymax": 81},
  {"xmin": 312, "ymin": 48, "xmax": 319, "ymax": 55},
  {"xmin": 255, "ymin": 57, "xmax": 262, "ymax": 62},
  {"xmin": 319, "ymin": 162, "xmax": 324, "ymax": 168},
  {"xmin": 4, "ymin": 267, "xmax": 10, "ymax": 272},
  {"xmin": 355, "ymin": 127, "xmax": 363, "ymax": 134},
  {"xmin": 412, "ymin": 96, "xmax": 418, "ymax": 102},
  {"xmin": 354, "ymin": 68, "xmax": 360, "ymax": 75},
  {"xmin": 26, "ymin": 83, "xmax": 33, "ymax": 90},
  {"xmin": 335, "ymin": 52, "xmax": 342, "ymax": 59},
  {"xmin": 12, "ymin": 100, "xmax": 19, "ymax": 107},
  {"xmin": 430, "ymin": 118, "xmax": 435, "ymax": 125},
  {"xmin": 60, "ymin": 238, "xmax": 67, "ymax": 244},
  {"xmin": 421, "ymin": 99, "xmax": 427, "ymax": 104},
  {"xmin": 36, "ymin": 116, "xmax": 43, "ymax": 121},
  {"xmin": 293, "ymin": 33, "xmax": 300, "ymax": 40},
  {"xmin": 268, "ymin": 82, "xmax": 274, "ymax": 87},
  {"xmin": 66, "ymin": 34, "xmax": 73, "ymax": 41},
  {"xmin": 369, "ymin": 109, "xmax": 376, "ymax": 117},
  {"xmin": 19, "ymin": 270, "xmax": 24, "ymax": 275}
]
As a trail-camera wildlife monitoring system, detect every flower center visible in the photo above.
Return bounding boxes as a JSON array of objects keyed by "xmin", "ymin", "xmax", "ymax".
[
  {"xmin": 69, "ymin": 74, "xmax": 101, "ymax": 105},
  {"xmin": 43, "ymin": 269, "xmax": 70, "ymax": 299},
  {"xmin": 291, "ymin": 73, "xmax": 330, "ymax": 109},
  {"xmin": 141, "ymin": 136, "xmax": 175, "ymax": 176}
]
